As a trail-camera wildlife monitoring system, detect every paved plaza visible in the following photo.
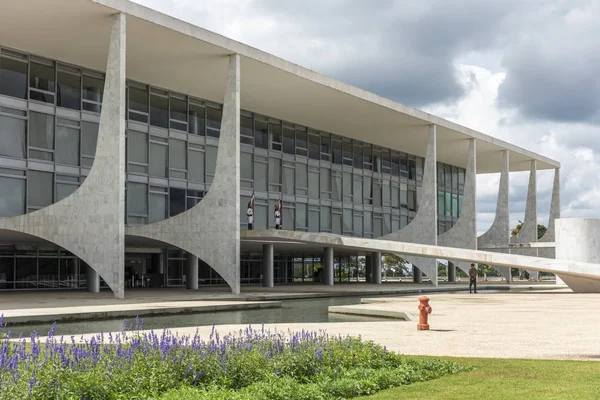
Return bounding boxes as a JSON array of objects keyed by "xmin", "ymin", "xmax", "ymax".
[{"xmin": 158, "ymin": 290, "xmax": 600, "ymax": 361}]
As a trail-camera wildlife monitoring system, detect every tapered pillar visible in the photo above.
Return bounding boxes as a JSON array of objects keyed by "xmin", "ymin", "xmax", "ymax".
[
  {"xmin": 263, "ymin": 244, "xmax": 274, "ymax": 288},
  {"xmin": 186, "ymin": 254, "xmax": 198, "ymax": 290},
  {"xmin": 323, "ymin": 247, "xmax": 334, "ymax": 286},
  {"xmin": 365, "ymin": 255, "xmax": 373, "ymax": 283},
  {"xmin": 448, "ymin": 261, "xmax": 456, "ymax": 283},
  {"xmin": 372, "ymin": 252, "xmax": 382, "ymax": 284},
  {"xmin": 87, "ymin": 264, "xmax": 100, "ymax": 293}
]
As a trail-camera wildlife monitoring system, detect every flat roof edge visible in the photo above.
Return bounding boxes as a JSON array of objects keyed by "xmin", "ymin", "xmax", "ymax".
[{"xmin": 91, "ymin": 0, "xmax": 560, "ymax": 169}]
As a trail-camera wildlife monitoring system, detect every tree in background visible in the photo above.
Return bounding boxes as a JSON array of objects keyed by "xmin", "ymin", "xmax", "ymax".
[
  {"xmin": 438, "ymin": 262, "xmax": 447, "ymax": 277},
  {"xmin": 382, "ymin": 255, "xmax": 409, "ymax": 280}
]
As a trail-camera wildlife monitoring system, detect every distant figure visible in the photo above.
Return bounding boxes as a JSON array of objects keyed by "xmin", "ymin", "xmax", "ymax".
[
  {"xmin": 469, "ymin": 263, "xmax": 478, "ymax": 294},
  {"xmin": 274, "ymin": 207, "xmax": 281, "ymax": 230},
  {"xmin": 246, "ymin": 203, "xmax": 253, "ymax": 230}
]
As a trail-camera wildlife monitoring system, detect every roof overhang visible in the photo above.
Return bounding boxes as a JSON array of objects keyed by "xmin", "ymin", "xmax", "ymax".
[{"xmin": 0, "ymin": 0, "xmax": 560, "ymax": 173}]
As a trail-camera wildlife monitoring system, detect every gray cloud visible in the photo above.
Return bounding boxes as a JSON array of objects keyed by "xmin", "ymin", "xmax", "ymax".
[{"xmin": 497, "ymin": 1, "xmax": 600, "ymax": 123}]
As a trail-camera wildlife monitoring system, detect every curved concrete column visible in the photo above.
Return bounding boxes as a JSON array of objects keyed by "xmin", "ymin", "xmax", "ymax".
[
  {"xmin": 477, "ymin": 150, "xmax": 511, "ymax": 282},
  {"xmin": 438, "ymin": 139, "xmax": 476, "ymax": 276},
  {"xmin": 323, "ymin": 247, "xmax": 334, "ymax": 286},
  {"xmin": 126, "ymin": 54, "xmax": 241, "ymax": 294},
  {"xmin": 510, "ymin": 161, "xmax": 539, "ymax": 280},
  {"xmin": 539, "ymin": 168, "xmax": 560, "ymax": 259},
  {"xmin": 556, "ymin": 218, "xmax": 600, "ymax": 292},
  {"xmin": 262, "ymin": 243, "xmax": 274, "ymax": 288},
  {"xmin": 380, "ymin": 125, "xmax": 438, "ymax": 285},
  {"xmin": 0, "ymin": 13, "xmax": 126, "ymax": 298}
]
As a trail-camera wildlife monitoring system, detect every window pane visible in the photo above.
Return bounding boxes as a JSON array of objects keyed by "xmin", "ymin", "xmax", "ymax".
[
  {"xmin": 255, "ymin": 119, "xmax": 268, "ymax": 149},
  {"xmin": 29, "ymin": 112, "xmax": 54, "ymax": 150},
  {"xmin": 149, "ymin": 193, "xmax": 167, "ymax": 222},
  {"xmin": 129, "ymin": 87, "xmax": 148, "ymax": 114},
  {"xmin": 283, "ymin": 126, "xmax": 294, "ymax": 154},
  {"xmin": 169, "ymin": 139, "xmax": 186, "ymax": 170},
  {"xmin": 320, "ymin": 168, "xmax": 331, "ymax": 194},
  {"xmin": 332, "ymin": 212, "xmax": 342, "ymax": 234},
  {"xmin": 150, "ymin": 94, "xmax": 168, "ymax": 128},
  {"xmin": 308, "ymin": 169, "xmax": 319, "ymax": 199},
  {"xmin": 332, "ymin": 139, "xmax": 342, "ymax": 164},
  {"xmin": 353, "ymin": 143, "xmax": 363, "ymax": 169},
  {"xmin": 188, "ymin": 149, "xmax": 205, "ymax": 183},
  {"xmin": 309, "ymin": 209, "xmax": 319, "ymax": 232},
  {"xmin": 283, "ymin": 166, "xmax": 294, "ymax": 195},
  {"xmin": 320, "ymin": 134, "xmax": 330, "ymax": 158},
  {"xmin": 0, "ymin": 176, "xmax": 25, "ymax": 217},
  {"xmin": 343, "ymin": 209, "xmax": 352, "ymax": 232},
  {"xmin": 82, "ymin": 75, "xmax": 103, "ymax": 103},
  {"xmin": 0, "ymin": 56, "xmax": 28, "ymax": 99},
  {"xmin": 169, "ymin": 188, "xmax": 186, "ymax": 217},
  {"xmin": 382, "ymin": 181, "xmax": 391, "ymax": 205},
  {"xmin": 296, "ymin": 163, "xmax": 307, "ymax": 189},
  {"xmin": 445, "ymin": 192, "xmax": 452, "ymax": 217},
  {"xmin": 283, "ymin": 206, "xmax": 294, "ymax": 230},
  {"xmin": 309, "ymin": 134, "xmax": 319, "ymax": 159},
  {"xmin": 270, "ymin": 123, "xmax": 282, "ymax": 150},
  {"xmin": 241, "ymin": 115, "xmax": 253, "ymax": 145},
  {"xmin": 392, "ymin": 185, "xmax": 399, "ymax": 208},
  {"xmin": 57, "ymin": 71, "xmax": 81, "ymax": 110},
  {"xmin": 373, "ymin": 181, "xmax": 381, "ymax": 206},
  {"xmin": 129, "ymin": 130, "xmax": 148, "ymax": 165},
  {"xmin": 269, "ymin": 158, "xmax": 281, "ymax": 186},
  {"xmin": 30, "ymin": 61, "xmax": 55, "ymax": 102},
  {"xmin": 363, "ymin": 176, "xmax": 372, "ymax": 203},
  {"xmin": 81, "ymin": 121, "xmax": 98, "ymax": 157},
  {"xmin": 188, "ymin": 103, "xmax": 205, "ymax": 135},
  {"xmin": 296, "ymin": 203, "xmax": 307, "ymax": 228},
  {"xmin": 150, "ymin": 143, "xmax": 168, "ymax": 178},
  {"xmin": 438, "ymin": 192, "xmax": 445, "ymax": 216},
  {"xmin": 0, "ymin": 114, "xmax": 26, "ymax": 158},
  {"xmin": 452, "ymin": 193, "xmax": 458, "ymax": 217},
  {"xmin": 353, "ymin": 213, "xmax": 363, "ymax": 237},
  {"xmin": 364, "ymin": 211, "xmax": 373, "ymax": 234},
  {"xmin": 320, "ymin": 206, "xmax": 331, "ymax": 230},
  {"xmin": 255, "ymin": 161, "xmax": 267, "ymax": 191},
  {"xmin": 353, "ymin": 176, "xmax": 362, "ymax": 205},
  {"xmin": 343, "ymin": 172, "xmax": 352, "ymax": 198},
  {"xmin": 241, "ymin": 152, "xmax": 253, "ymax": 182},
  {"xmin": 127, "ymin": 182, "xmax": 148, "ymax": 216},
  {"xmin": 296, "ymin": 129, "xmax": 307, "ymax": 150},
  {"xmin": 55, "ymin": 126, "xmax": 79, "ymax": 166},
  {"xmin": 56, "ymin": 182, "xmax": 78, "ymax": 201},
  {"xmin": 28, "ymin": 170, "xmax": 53, "ymax": 208},
  {"xmin": 332, "ymin": 174, "xmax": 342, "ymax": 201},
  {"xmin": 206, "ymin": 107, "xmax": 222, "ymax": 131},
  {"xmin": 206, "ymin": 146, "xmax": 217, "ymax": 176},
  {"xmin": 170, "ymin": 97, "xmax": 187, "ymax": 124}
]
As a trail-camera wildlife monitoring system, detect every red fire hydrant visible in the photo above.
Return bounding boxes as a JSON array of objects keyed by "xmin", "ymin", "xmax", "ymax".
[{"xmin": 417, "ymin": 296, "xmax": 432, "ymax": 330}]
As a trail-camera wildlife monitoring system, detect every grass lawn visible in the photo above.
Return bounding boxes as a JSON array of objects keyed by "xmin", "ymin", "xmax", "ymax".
[{"xmin": 359, "ymin": 357, "xmax": 600, "ymax": 400}]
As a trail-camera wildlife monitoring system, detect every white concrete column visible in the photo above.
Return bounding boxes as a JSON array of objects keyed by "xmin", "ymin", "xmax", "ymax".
[
  {"xmin": 372, "ymin": 252, "xmax": 382, "ymax": 284},
  {"xmin": 263, "ymin": 243, "xmax": 274, "ymax": 288},
  {"xmin": 185, "ymin": 254, "xmax": 198, "ymax": 290},
  {"xmin": 87, "ymin": 264, "xmax": 100, "ymax": 293},
  {"xmin": 323, "ymin": 247, "xmax": 334, "ymax": 286},
  {"xmin": 539, "ymin": 168, "xmax": 560, "ymax": 260},
  {"xmin": 478, "ymin": 150, "xmax": 512, "ymax": 283},
  {"xmin": 380, "ymin": 125, "xmax": 438, "ymax": 285}
]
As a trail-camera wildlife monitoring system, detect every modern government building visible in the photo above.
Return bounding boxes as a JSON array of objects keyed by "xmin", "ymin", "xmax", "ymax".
[{"xmin": 0, "ymin": 0, "xmax": 561, "ymax": 298}]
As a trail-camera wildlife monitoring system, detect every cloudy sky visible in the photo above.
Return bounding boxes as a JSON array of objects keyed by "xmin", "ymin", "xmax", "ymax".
[{"xmin": 136, "ymin": 0, "xmax": 599, "ymax": 234}]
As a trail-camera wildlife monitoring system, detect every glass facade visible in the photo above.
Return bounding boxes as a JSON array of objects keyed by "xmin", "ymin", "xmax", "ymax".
[{"xmin": 0, "ymin": 45, "xmax": 466, "ymax": 288}]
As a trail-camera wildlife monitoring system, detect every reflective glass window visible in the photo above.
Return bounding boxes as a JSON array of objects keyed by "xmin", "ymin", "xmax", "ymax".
[
  {"xmin": 28, "ymin": 170, "xmax": 53, "ymax": 209},
  {"xmin": 150, "ymin": 142, "xmax": 168, "ymax": 178},
  {"xmin": 373, "ymin": 180, "xmax": 382, "ymax": 207},
  {"xmin": 169, "ymin": 188, "xmax": 186, "ymax": 217},
  {"xmin": 296, "ymin": 163, "xmax": 308, "ymax": 190},
  {"xmin": 169, "ymin": 138, "xmax": 186, "ymax": 171},
  {"xmin": 56, "ymin": 125, "xmax": 79, "ymax": 166},
  {"xmin": 320, "ymin": 206, "xmax": 331, "ymax": 231},
  {"xmin": 241, "ymin": 152, "xmax": 253, "ymax": 187},
  {"xmin": 308, "ymin": 169, "xmax": 319, "ymax": 199},
  {"xmin": 188, "ymin": 149, "xmax": 205, "ymax": 183},
  {"xmin": 332, "ymin": 139, "xmax": 342, "ymax": 164},
  {"xmin": 283, "ymin": 165, "xmax": 294, "ymax": 195},
  {"xmin": 308, "ymin": 133, "xmax": 319, "ymax": 159},
  {"xmin": 254, "ymin": 160, "xmax": 268, "ymax": 191},
  {"xmin": 282, "ymin": 125, "xmax": 294, "ymax": 154},
  {"xmin": 188, "ymin": 103, "xmax": 205, "ymax": 135},
  {"xmin": 241, "ymin": 115, "xmax": 253, "ymax": 145},
  {"xmin": 29, "ymin": 112, "xmax": 54, "ymax": 150},
  {"xmin": 57, "ymin": 71, "xmax": 81, "ymax": 110},
  {"xmin": 353, "ymin": 142, "xmax": 363, "ymax": 169},
  {"xmin": 149, "ymin": 193, "xmax": 167, "ymax": 222},
  {"xmin": 29, "ymin": 61, "xmax": 55, "ymax": 103},
  {"xmin": 0, "ymin": 175, "xmax": 25, "ymax": 217},
  {"xmin": 343, "ymin": 209, "xmax": 352, "ymax": 233},
  {"xmin": 270, "ymin": 122, "xmax": 282, "ymax": 151},
  {"xmin": 332, "ymin": 173, "xmax": 342, "ymax": 201},
  {"xmin": 0, "ymin": 113, "xmax": 26, "ymax": 158},
  {"xmin": 150, "ymin": 94, "xmax": 168, "ymax": 128},
  {"xmin": 0, "ymin": 55, "xmax": 28, "ymax": 99},
  {"xmin": 127, "ymin": 182, "xmax": 148, "ymax": 216},
  {"xmin": 255, "ymin": 119, "xmax": 268, "ymax": 149},
  {"xmin": 269, "ymin": 158, "xmax": 281, "ymax": 190},
  {"xmin": 81, "ymin": 121, "xmax": 99, "ymax": 158},
  {"xmin": 296, "ymin": 203, "xmax": 307, "ymax": 228},
  {"xmin": 206, "ymin": 107, "xmax": 221, "ymax": 137},
  {"xmin": 169, "ymin": 96, "xmax": 187, "ymax": 131},
  {"xmin": 353, "ymin": 176, "xmax": 362, "ymax": 205},
  {"xmin": 206, "ymin": 146, "xmax": 217, "ymax": 176},
  {"xmin": 82, "ymin": 75, "xmax": 103, "ymax": 113}
]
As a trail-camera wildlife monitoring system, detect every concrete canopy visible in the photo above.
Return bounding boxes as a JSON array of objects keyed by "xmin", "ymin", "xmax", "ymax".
[{"xmin": 0, "ymin": 0, "xmax": 559, "ymax": 173}]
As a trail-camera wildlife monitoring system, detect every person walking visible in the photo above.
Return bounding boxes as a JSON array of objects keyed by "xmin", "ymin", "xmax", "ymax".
[
  {"xmin": 469, "ymin": 263, "xmax": 478, "ymax": 293},
  {"xmin": 274, "ymin": 206, "xmax": 281, "ymax": 230},
  {"xmin": 246, "ymin": 202, "xmax": 254, "ymax": 230}
]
